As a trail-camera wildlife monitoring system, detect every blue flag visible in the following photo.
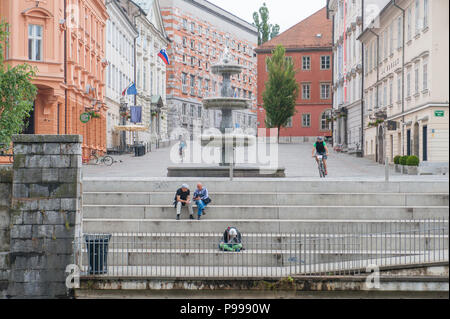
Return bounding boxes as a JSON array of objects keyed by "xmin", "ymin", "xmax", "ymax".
[{"xmin": 126, "ymin": 83, "xmax": 138, "ymax": 96}]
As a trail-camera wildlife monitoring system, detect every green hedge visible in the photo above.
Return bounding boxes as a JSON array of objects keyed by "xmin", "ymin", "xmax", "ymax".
[
  {"xmin": 406, "ymin": 155, "xmax": 420, "ymax": 166},
  {"xmin": 400, "ymin": 156, "xmax": 409, "ymax": 165},
  {"xmin": 394, "ymin": 156, "xmax": 402, "ymax": 165}
]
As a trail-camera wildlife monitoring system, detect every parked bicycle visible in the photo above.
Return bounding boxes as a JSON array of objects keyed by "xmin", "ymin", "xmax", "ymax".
[
  {"xmin": 0, "ymin": 144, "xmax": 13, "ymax": 163},
  {"xmin": 88, "ymin": 150, "xmax": 118, "ymax": 166}
]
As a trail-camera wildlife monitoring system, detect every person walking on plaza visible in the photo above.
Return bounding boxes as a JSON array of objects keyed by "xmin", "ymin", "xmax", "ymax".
[
  {"xmin": 174, "ymin": 184, "xmax": 194, "ymax": 220},
  {"xmin": 193, "ymin": 183, "xmax": 212, "ymax": 220}
]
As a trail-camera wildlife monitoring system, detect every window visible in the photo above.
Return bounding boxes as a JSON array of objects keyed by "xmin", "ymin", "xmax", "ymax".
[
  {"xmin": 321, "ymin": 84, "xmax": 330, "ymax": 100},
  {"xmin": 321, "ymin": 110, "xmax": 332, "ymax": 131},
  {"xmin": 198, "ymin": 106, "xmax": 202, "ymax": 118},
  {"xmin": 407, "ymin": 7, "xmax": 412, "ymax": 41},
  {"xmin": 415, "ymin": 0, "xmax": 421, "ymax": 35},
  {"xmin": 423, "ymin": 0, "xmax": 429, "ymax": 28},
  {"xmin": 423, "ymin": 60, "xmax": 428, "ymax": 90},
  {"xmin": 28, "ymin": 25, "xmax": 43, "ymax": 61},
  {"xmin": 406, "ymin": 71, "xmax": 411, "ymax": 97},
  {"xmin": 286, "ymin": 117, "xmax": 293, "ymax": 128},
  {"xmin": 182, "ymin": 36, "xmax": 187, "ymax": 47},
  {"xmin": 389, "ymin": 24, "xmax": 394, "ymax": 55},
  {"xmin": 383, "ymin": 84, "xmax": 387, "ymax": 107},
  {"xmin": 302, "ymin": 114, "xmax": 311, "ymax": 127},
  {"xmin": 190, "ymin": 22, "xmax": 195, "ymax": 33},
  {"xmin": 190, "ymin": 75, "xmax": 195, "ymax": 95},
  {"xmin": 182, "ymin": 103, "xmax": 187, "ymax": 115},
  {"xmin": 397, "ymin": 76, "xmax": 402, "ymax": 102},
  {"xmin": 397, "ymin": 16, "xmax": 403, "ymax": 49},
  {"xmin": 321, "ymin": 56, "xmax": 331, "ymax": 69},
  {"xmin": 183, "ymin": 19, "xmax": 188, "ymax": 30},
  {"xmin": 182, "ymin": 73, "xmax": 188, "ymax": 94},
  {"xmin": 302, "ymin": 84, "xmax": 311, "ymax": 99},
  {"xmin": 389, "ymin": 79, "xmax": 393, "ymax": 105},
  {"xmin": 302, "ymin": 56, "xmax": 311, "ymax": 70},
  {"xmin": 414, "ymin": 65, "xmax": 420, "ymax": 94}
]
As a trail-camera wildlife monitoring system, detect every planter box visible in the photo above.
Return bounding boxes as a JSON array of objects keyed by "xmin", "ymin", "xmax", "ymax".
[
  {"xmin": 395, "ymin": 164, "xmax": 402, "ymax": 173},
  {"xmin": 401, "ymin": 165, "xmax": 408, "ymax": 174},
  {"xmin": 406, "ymin": 166, "xmax": 419, "ymax": 175}
]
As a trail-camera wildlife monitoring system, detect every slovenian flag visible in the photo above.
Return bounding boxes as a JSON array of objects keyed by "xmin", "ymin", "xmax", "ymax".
[
  {"xmin": 122, "ymin": 83, "xmax": 137, "ymax": 96},
  {"xmin": 158, "ymin": 49, "xmax": 170, "ymax": 65}
]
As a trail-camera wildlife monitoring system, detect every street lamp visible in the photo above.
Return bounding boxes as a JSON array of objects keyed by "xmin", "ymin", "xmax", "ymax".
[{"xmin": 119, "ymin": 97, "xmax": 128, "ymax": 152}]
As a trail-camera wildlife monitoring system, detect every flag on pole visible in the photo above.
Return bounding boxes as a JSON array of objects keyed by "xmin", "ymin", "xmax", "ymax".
[
  {"xmin": 122, "ymin": 83, "xmax": 137, "ymax": 96},
  {"xmin": 158, "ymin": 49, "xmax": 170, "ymax": 65}
]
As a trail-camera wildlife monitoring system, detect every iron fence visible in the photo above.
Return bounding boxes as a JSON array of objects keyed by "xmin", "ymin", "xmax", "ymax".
[{"xmin": 74, "ymin": 218, "xmax": 449, "ymax": 278}]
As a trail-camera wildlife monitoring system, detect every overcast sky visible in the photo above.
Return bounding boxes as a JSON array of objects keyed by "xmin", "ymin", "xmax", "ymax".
[{"xmin": 207, "ymin": 0, "xmax": 328, "ymax": 33}]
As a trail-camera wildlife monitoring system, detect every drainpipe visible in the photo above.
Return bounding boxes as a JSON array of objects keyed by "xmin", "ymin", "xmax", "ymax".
[
  {"xmin": 393, "ymin": 0, "xmax": 406, "ymax": 156},
  {"xmin": 360, "ymin": 0, "xmax": 365, "ymax": 157},
  {"xmin": 64, "ymin": 0, "xmax": 67, "ymax": 134},
  {"xmin": 331, "ymin": 13, "xmax": 335, "ymax": 147}
]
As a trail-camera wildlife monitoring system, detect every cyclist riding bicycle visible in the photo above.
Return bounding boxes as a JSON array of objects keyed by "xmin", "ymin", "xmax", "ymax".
[{"xmin": 312, "ymin": 136, "xmax": 329, "ymax": 176}]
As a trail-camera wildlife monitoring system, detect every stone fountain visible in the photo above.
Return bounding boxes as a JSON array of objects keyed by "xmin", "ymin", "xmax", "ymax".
[{"xmin": 167, "ymin": 47, "xmax": 285, "ymax": 177}]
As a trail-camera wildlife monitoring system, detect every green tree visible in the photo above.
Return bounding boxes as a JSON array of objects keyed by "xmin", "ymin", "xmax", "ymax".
[
  {"xmin": 253, "ymin": 3, "xmax": 280, "ymax": 45},
  {"xmin": 0, "ymin": 21, "xmax": 37, "ymax": 148},
  {"xmin": 262, "ymin": 45, "xmax": 299, "ymax": 142}
]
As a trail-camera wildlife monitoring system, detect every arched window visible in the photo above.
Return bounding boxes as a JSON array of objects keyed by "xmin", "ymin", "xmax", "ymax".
[{"xmin": 321, "ymin": 110, "xmax": 332, "ymax": 131}]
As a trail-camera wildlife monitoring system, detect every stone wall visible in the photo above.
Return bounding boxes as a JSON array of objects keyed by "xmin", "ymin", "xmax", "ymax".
[
  {"xmin": 6, "ymin": 135, "xmax": 82, "ymax": 299},
  {"xmin": 0, "ymin": 166, "xmax": 12, "ymax": 298}
]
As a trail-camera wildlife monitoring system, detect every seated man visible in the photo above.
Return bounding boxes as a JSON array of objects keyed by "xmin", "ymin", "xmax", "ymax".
[
  {"xmin": 193, "ymin": 183, "xmax": 211, "ymax": 220},
  {"xmin": 219, "ymin": 227, "xmax": 243, "ymax": 252},
  {"xmin": 174, "ymin": 184, "xmax": 194, "ymax": 220}
]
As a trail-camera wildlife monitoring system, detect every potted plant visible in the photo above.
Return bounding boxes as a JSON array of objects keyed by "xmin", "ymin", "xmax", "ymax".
[
  {"xmin": 400, "ymin": 155, "xmax": 409, "ymax": 174},
  {"xmin": 394, "ymin": 155, "xmax": 402, "ymax": 173},
  {"xmin": 405, "ymin": 155, "xmax": 420, "ymax": 175}
]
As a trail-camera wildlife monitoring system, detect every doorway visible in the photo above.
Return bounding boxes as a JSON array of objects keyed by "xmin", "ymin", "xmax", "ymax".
[
  {"xmin": 422, "ymin": 125, "xmax": 428, "ymax": 161},
  {"xmin": 22, "ymin": 101, "xmax": 35, "ymax": 134},
  {"xmin": 406, "ymin": 129, "xmax": 411, "ymax": 156}
]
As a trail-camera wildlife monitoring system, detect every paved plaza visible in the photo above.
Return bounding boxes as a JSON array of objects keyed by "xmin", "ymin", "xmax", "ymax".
[{"xmin": 83, "ymin": 143, "xmax": 448, "ymax": 181}]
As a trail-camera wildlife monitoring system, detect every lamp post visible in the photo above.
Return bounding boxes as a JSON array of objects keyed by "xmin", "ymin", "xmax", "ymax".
[{"xmin": 119, "ymin": 97, "xmax": 128, "ymax": 153}]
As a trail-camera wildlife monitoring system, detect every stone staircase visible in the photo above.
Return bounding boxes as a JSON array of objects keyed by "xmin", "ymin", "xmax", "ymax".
[{"xmin": 80, "ymin": 179, "xmax": 449, "ymax": 276}]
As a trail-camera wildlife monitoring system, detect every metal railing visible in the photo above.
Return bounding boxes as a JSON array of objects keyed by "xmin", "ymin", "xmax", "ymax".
[{"xmin": 74, "ymin": 219, "xmax": 448, "ymax": 278}]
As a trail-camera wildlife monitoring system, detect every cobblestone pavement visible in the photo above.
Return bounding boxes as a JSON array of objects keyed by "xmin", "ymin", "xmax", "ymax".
[{"xmin": 83, "ymin": 143, "xmax": 448, "ymax": 181}]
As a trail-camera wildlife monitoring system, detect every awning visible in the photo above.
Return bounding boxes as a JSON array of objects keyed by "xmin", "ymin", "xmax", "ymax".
[{"xmin": 114, "ymin": 125, "xmax": 149, "ymax": 132}]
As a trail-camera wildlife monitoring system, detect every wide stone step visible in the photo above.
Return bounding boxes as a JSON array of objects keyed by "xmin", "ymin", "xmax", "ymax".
[
  {"xmin": 77, "ymin": 248, "xmax": 426, "ymax": 267},
  {"xmin": 89, "ymin": 233, "xmax": 449, "ymax": 251},
  {"xmin": 82, "ymin": 219, "xmax": 449, "ymax": 234},
  {"xmin": 83, "ymin": 192, "xmax": 450, "ymax": 207},
  {"xmin": 82, "ymin": 205, "xmax": 449, "ymax": 220},
  {"xmin": 82, "ymin": 179, "xmax": 450, "ymax": 194}
]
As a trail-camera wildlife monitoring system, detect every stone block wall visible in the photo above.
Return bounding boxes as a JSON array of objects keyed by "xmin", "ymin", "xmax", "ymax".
[
  {"xmin": 0, "ymin": 166, "xmax": 12, "ymax": 298},
  {"xmin": 7, "ymin": 135, "xmax": 82, "ymax": 299}
]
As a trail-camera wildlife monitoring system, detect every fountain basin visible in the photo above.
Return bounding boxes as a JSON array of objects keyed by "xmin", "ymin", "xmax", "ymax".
[
  {"xmin": 203, "ymin": 97, "xmax": 252, "ymax": 110},
  {"xmin": 211, "ymin": 64, "xmax": 245, "ymax": 75},
  {"xmin": 201, "ymin": 134, "xmax": 256, "ymax": 147}
]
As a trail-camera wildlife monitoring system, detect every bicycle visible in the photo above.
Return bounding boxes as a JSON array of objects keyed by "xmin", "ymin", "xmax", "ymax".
[
  {"xmin": 89, "ymin": 150, "xmax": 115, "ymax": 166},
  {"xmin": 316, "ymin": 154, "xmax": 326, "ymax": 178}
]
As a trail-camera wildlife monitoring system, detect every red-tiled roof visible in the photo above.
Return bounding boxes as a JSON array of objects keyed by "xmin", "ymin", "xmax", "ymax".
[{"xmin": 257, "ymin": 7, "xmax": 332, "ymax": 51}]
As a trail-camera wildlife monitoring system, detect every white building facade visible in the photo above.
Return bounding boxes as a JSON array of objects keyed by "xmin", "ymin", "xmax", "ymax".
[
  {"xmin": 359, "ymin": 0, "xmax": 449, "ymax": 169},
  {"xmin": 113, "ymin": 0, "xmax": 170, "ymax": 152},
  {"xmin": 328, "ymin": 0, "xmax": 365, "ymax": 155},
  {"xmin": 105, "ymin": 0, "xmax": 138, "ymax": 151}
]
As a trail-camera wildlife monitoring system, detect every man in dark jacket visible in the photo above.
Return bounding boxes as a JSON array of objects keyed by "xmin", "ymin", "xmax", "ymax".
[{"xmin": 174, "ymin": 184, "xmax": 194, "ymax": 220}]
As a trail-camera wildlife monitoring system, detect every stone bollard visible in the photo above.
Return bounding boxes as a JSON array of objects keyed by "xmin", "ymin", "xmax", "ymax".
[{"xmin": 8, "ymin": 135, "xmax": 82, "ymax": 299}]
